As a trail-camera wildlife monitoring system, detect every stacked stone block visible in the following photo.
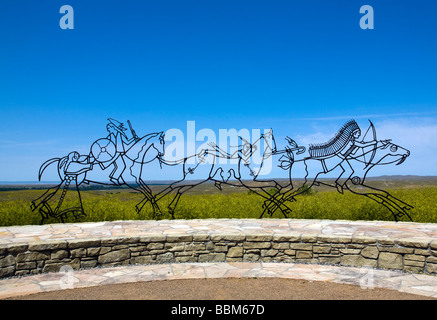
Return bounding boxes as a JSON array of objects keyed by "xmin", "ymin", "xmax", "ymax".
[{"xmin": 1, "ymin": 233, "xmax": 437, "ymax": 278}]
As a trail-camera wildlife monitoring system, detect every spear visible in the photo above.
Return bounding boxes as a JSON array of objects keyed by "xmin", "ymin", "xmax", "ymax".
[{"xmin": 127, "ymin": 120, "xmax": 139, "ymax": 141}]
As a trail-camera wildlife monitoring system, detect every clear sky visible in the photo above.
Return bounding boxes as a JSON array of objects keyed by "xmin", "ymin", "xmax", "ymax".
[{"xmin": 0, "ymin": 0, "xmax": 436, "ymax": 181}]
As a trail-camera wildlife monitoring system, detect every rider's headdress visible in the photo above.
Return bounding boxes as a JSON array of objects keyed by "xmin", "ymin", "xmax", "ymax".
[
  {"xmin": 107, "ymin": 118, "xmax": 127, "ymax": 131},
  {"xmin": 308, "ymin": 119, "xmax": 360, "ymax": 158}
]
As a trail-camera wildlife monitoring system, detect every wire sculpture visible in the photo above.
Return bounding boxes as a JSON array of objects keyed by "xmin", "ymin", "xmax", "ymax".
[
  {"xmin": 31, "ymin": 118, "xmax": 412, "ymax": 224},
  {"xmin": 308, "ymin": 119, "xmax": 360, "ymax": 158},
  {"xmin": 262, "ymin": 120, "xmax": 412, "ymax": 222},
  {"xmin": 31, "ymin": 119, "xmax": 165, "ymax": 224}
]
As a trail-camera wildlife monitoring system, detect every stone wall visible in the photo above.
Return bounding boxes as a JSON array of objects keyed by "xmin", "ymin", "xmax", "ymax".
[{"xmin": 1, "ymin": 233, "xmax": 437, "ymax": 278}]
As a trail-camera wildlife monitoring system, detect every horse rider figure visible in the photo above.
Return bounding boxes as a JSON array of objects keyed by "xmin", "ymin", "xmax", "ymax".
[
  {"xmin": 100, "ymin": 118, "xmax": 137, "ymax": 185},
  {"xmin": 307, "ymin": 119, "xmax": 378, "ymax": 193},
  {"xmin": 31, "ymin": 150, "xmax": 94, "ymax": 223}
]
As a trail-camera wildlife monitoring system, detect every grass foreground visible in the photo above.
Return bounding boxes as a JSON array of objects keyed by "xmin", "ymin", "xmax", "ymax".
[{"xmin": 0, "ymin": 179, "xmax": 436, "ymax": 226}]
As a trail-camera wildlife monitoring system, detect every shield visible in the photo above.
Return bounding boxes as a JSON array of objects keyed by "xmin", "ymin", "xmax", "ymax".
[{"xmin": 90, "ymin": 138, "xmax": 116, "ymax": 163}]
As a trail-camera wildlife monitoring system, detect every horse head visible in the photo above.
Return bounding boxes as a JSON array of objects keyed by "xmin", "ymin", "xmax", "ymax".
[
  {"xmin": 38, "ymin": 151, "xmax": 87, "ymax": 184},
  {"xmin": 146, "ymin": 132, "xmax": 165, "ymax": 163},
  {"xmin": 372, "ymin": 140, "xmax": 410, "ymax": 166},
  {"xmin": 266, "ymin": 129, "xmax": 277, "ymax": 153},
  {"xmin": 255, "ymin": 128, "xmax": 275, "ymax": 157}
]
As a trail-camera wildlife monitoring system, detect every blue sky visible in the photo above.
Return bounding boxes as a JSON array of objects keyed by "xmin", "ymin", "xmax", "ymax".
[{"xmin": 0, "ymin": 0, "xmax": 436, "ymax": 181}]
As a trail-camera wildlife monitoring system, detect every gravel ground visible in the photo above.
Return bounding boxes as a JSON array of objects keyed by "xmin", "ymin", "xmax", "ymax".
[{"xmin": 8, "ymin": 278, "xmax": 434, "ymax": 300}]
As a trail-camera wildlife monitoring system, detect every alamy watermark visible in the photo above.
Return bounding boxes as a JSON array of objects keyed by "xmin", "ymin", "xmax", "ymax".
[
  {"xmin": 59, "ymin": 5, "xmax": 375, "ymax": 31},
  {"xmin": 359, "ymin": 267, "xmax": 375, "ymax": 290},
  {"xmin": 163, "ymin": 121, "xmax": 274, "ymax": 175},
  {"xmin": 59, "ymin": 265, "xmax": 76, "ymax": 289},
  {"xmin": 360, "ymin": 5, "xmax": 374, "ymax": 30},
  {"xmin": 59, "ymin": 5, "xmax": 74, "ymax": 30}
]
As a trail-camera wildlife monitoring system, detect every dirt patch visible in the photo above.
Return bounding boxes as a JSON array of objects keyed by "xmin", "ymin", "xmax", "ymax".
[{"xmin": 8, "ymin": 278, "xmax": 434, "ymax": 300}]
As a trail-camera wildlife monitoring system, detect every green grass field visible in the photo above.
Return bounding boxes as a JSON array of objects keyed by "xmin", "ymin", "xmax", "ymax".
[{"xmin": 1, "ymin": 177, "xmax": 436, "ymax": 226}]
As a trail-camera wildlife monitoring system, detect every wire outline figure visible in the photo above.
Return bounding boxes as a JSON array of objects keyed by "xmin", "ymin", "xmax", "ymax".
[
  {"xmin": 31, "ymin": 119, "xmax": 165, "ymax": 223},
  {"xmin": 31, "ymin": 118, "xmax": 413, "ymax": 223},
  {"xmin": 261, "ymin": 120, "xmax": 412, "ymax": 221}
]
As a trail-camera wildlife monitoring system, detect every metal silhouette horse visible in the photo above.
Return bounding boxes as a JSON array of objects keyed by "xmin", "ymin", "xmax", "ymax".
[
  {"xmin": 154, "ymin": 129, "xmax": 297, "ymax": 218},
  {"xmin": 31, "ymin": 119, "xmax": 165, "ymax": 224},
  {"xmin": 262, "ymin": 120, "xmax": 412, "ymax": 221},
  {"xmin": 31, "ymin": 118, "xmax": 412, "ymax": 224}
]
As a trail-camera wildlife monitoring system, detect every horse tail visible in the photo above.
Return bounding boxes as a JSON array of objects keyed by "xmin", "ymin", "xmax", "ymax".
[{"xmin": 38, "ymin": 157, "xmax": 62, "ymax": 181}]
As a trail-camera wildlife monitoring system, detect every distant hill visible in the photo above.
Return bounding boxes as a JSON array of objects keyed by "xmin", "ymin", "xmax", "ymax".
[{"xmin": 0, "ymin": 175, "xmax": 436, "ymax": 192}]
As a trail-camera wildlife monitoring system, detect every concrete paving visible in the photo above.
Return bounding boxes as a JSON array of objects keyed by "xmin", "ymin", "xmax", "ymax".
[
  {"xmin": 1, "ymin": 219, "xmax": 437, "ymax": 245},
  {"xmin": 1, "ymin": 261, "xmax": 437, "ymax": 299}
]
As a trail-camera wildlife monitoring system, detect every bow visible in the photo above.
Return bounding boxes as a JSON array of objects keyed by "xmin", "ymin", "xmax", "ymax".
[{"xmin": 362, "ymin": 120, "xmax": 377, "ymax": 169}]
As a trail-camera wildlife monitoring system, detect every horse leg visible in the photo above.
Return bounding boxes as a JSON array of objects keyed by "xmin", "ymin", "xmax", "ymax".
[
  {"xmin": 232, "ymin": 176, "xmax": 290, "ymax": 219},
  {"xmin": 154, "ymin": 184, "xmax": 185, "ymax": 218},
  {"xmin": 260, "ymin": 200, "xmax": 291, "ymax": 219},
  {"xmin": 257, "ymin": 189, "xmax": 280, "ymax": 218},
  {"xmin": 149, "ymin": 194, "xmax": 162, "ymax": 218},
  {"xmin": 31, "ymin": 185, "xmax": 61, "ymax": 211},
  {"xmin": 274, "ymin": 199, "xmax": 293, "ymax": 218},
  {"xmin": 344, "ymin": 183, "xmax": 413, "ymax": 222},
  {"xmin": 385, "ymin": 193, "xmax": 414, "ymax": 212},
  {"xmin": 138, "ymin": 177, "xmax": 153, "ymax": 195},
  {"xmin": 379, "ymin": 197, "xmax": 413, "ymax": 222},
  {"xmin": 135, "ymin": 191, "xmax": 161, "ymax": 217},
  {"xmin": 262, "ymin": 160, "xmax": 315, "ymax": 217},
  {"xmin": 135, "ymin": 198, "xmax": 146, "ymax": 213},
  {"xmin": 167, "ymin": 190, "xmax": 183, "ymax": 219},
  {"xmin": 261, "ymin": 192, "xmax": 294, "ymax": 218},
  {"xmin": 260, "ymin": 191, "xmax": 283, "ymax": 218},
  {"xmin": 133, "ymin": 183, "xmax": 152, "ymax": 213},
  {"xmin": 263, "ymin": 175, "xmax": 312, "ymax": 217},
  {"xmin": 265, "ymin": 174, "xmax": 319, "ymax": 218},
  {"xmin": 167, "ymin": 193, "xmax": 181, "ymax": 219},
  {"xmin": 124, "ymin": 176, "xmax": 160, "ymax": 217},
  {"xmin": 362, "ymin": 193, "xmax": 409, "ymax": 222},
  {"xmin": 137, "ymin": 178, "xmax": 162, "ymax": 217},
  {"xmin": 74, "ymin": 180, "xmax": 86, "ymax": 218},
  {"xmin": 346, "ymin": 183, "xmax": 411, "ymax": 220},
  {"xmin": 38, "ymin": 203, "xmax": 53, "ymax": 225},
  {"xmin": 167, "ymin": 184, "xmax": 197, "ymax": 219},
  {"xmin": 145, "ymin": 183, "xmax": 184, "ymax": 219}
]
